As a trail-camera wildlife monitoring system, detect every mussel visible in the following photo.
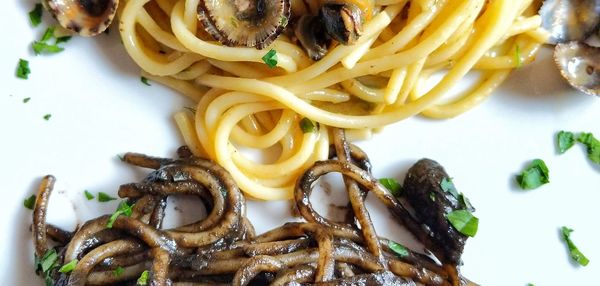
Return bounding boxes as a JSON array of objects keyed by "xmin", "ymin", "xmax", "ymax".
[
  {"xmin": 197, "ymin": 0, "xmax": 291, "ymax": 49},
  {"xmin": 44, "ymin": 0, "xmax": 118, "ymax": 36}
]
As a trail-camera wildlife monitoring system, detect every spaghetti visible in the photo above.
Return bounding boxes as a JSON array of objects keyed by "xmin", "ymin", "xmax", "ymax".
[{"xmin": 117, "ymin": 0, "xmax": 546, "ymax": 200}]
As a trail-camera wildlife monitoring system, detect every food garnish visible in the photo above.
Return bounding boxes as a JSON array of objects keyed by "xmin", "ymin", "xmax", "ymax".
[
  {"xmin": 516, "ymin": 159, "xmax": 549, "ymax": 190},
  {"xmin": 561, "ymin": 226, "xmax": 590, "ymax": 266}
]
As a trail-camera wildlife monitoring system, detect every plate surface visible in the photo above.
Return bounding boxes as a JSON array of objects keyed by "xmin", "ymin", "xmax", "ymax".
[{"xmin": 1, "ymin": 2, "xmax": 600, "ymax": 285}]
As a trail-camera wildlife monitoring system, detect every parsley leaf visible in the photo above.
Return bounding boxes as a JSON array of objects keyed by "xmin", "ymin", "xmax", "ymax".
[
  {"xmin": 557, "ymin": 131, "xmax": 576, "ymax": 154},
  {"xmin": 98, "ymin": 192, "xmax": 117, "ymax": 202},
  {"xmin": 41, "ymin": 27, "xmax": 55, "ymax": 42},
  {"xmin": 107, "ymin": 201, "xmax": 134, "ymax": 228},
  {"xmin": 261, "ymin": 49, "xmax": 278, "ymax": 68},
  {"xmin": 299, "ymin": 117, "xmax": 316, "ymax": 133},
  {"xmin": 84, "ymin": 190, "xmax": 95, "ymax": 200},
  {"xmin": 561, "ymin": 226, "xmax": 590, "ymax": 266},
  {"xmin": 55, "ymin": 36, "xmax": 72, "ymax": 44},
  {"xmin": 16, "ymin": 59, "xmax": 31, "ymax": 79},
  {"xmin": 515, "ymin": 45, "xmax": 523, "ymax": 68},
  {"xmin": 24, "ymin": 194, "xmax": 36, "ymax": 210},
  {"xmin": 440, "ymin": 177, "xmax": 459, "ymax": 199},
  {"xmin": 43, "ymin": 114, "xmax": 52, "ymax": 121},
  {"xmin": 29, "ymin": 4, "xmax": 43, "ymax": 27},
  {"xmin": 515, "ymin": 159, "xmax": 549, "ymax": 190},
  {"xmin": 137, "ymin": 270, "xmax": 149, "ymax": 285},
  {"xmin": 113, "ymin": 266, "xmax": 125, "ymax": 277},
  {"xmin": 379, "ymin": 178, "xmax": 402, "ymax": 197},
  {"xmin": 446, "ymin": 210, "xmax": 479, "ymax": 237},
  {"xmin": 38, "ymin": 248, "xmax": 58, "ymax": 273},
  {"xmin": 577, "ymin": 132, "xmax": 600, "ymax": 164},
  {"xmin": 388, "ymin": 241, "xmax": 409, "ymax": 257},
  {"xmin": 23, "ymin": 97, "xmax": 31, "ymax": 103},
  {"xmin": 32, "ymin": 41, "xmax": 64, "ymax": 55},
  {"xmin": 59, "ymin": 259, "xmax": 78, "ymax": 273},
  {"xmin": 141, "ymin": 76, "xmax": 151, "ymax": 86}
]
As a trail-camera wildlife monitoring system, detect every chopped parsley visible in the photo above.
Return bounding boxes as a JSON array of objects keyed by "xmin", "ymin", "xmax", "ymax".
[
  {"xmin": 35, "ymin": 248, "xmax": 59, "ymax": 285},
  {"xmin": 379, "ymin": 178, "xmax": 402, "ymax": 197},
  {"xmin": 29, "ymin": 4, "xmax": 43, "ymax": 27},
  {"xmin": 429, "ymin": 192, "xmax": 436, "ymax": 201},
  {"xmin": 55, "ymin": 36, "xmax": 72, "ymax": 44},
  {"xmin": 141, "ymin": 76, "xmax": 151, "ymax": 86},
  {"xmin": 561, "ymin": 226, "xmax": 590, "ymax": 266},
  {"xmin": 23, "ymin": 97, "xmax": 31, "ymax": 103},
  {"xmin": 32, "ymin": 41, "xmax": 64, "ymax": 55},
  {"xmin": 107, "ymin": 201, "xmax": 134, "ymax": 228},
  {"xmin": 84, "ymin": 190, "xmax": 95, "ymax": 200},
  {"xmin": 113, "ymin": 266, "xmax": 125, "ymax": 277},
  {"xmin": 515, "ymin": 159, "xmax": 549, "ymax": 190},
  {"xmin": 557, "ymin": 131, "xmax": 576, "ymax": 154},
  {"xmin": 137, "ymin": 270, "xmax": 149, "ymax": 285},
  {"xmin": 43, "ymin": 114, "xmax": 52, "ymax": 120},
  {"xmin": 59, "ymin": 259, "xmax": 78, "ymax": 273},
  {"xmin": 24, "ymin": 194, "xmax": 36, "ymax": 210},
  {"xmin": 515, "ymin": 45, "xmax": 523, "ymax": 68},
  {"xmin": 261, "ymin": 49, "xmax": 278, "ymax": 68},
  {"xmin": 388, "ymin": 241, "xmax": 409, "ymax": 257},
  {"xmin": 446, "ymin": 210, "xmax": 479, "ymax": 237},
  {"xmin": 16, "ymin": 59, "xmax": 31, "ymax": 79},
  {"xmin": 440, "ymin": 177, "xmax": 459, "ymax": 199},
  {"xmin": 299, "ymin": 117, "xmax": 316, "ymax": 133},
  {"xmin": 41, "ymin": 27, "xmax": 55, "ymax": 42},
  {"xmin": 280, "ymin": 16, "xmax": 289, "ymax": 27},
  {"xmin": 98, "ymin": 192, "xmax": 117, "ymax": 202},
  {"xmin": 577, "ymin": 132, "xmax": 600, "ymax": 164}
]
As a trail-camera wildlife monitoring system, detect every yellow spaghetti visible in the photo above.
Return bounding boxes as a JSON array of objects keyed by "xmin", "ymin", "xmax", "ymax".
[{"xmin": 117, "ymin": 0, "xmax": 546, "ymax": 200}]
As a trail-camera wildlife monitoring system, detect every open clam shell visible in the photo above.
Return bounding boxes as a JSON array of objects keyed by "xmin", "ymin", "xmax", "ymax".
[
  {"xmin": 539, "ymin": 0, "xmax": 600, "ymax": 44},
  {"xmin": 554, "ymin": 41, "xmax": 600, "ymax": 96},
  {"xmin": 45, "ymin": 0, "xmax": 118, "ymax": 36}
]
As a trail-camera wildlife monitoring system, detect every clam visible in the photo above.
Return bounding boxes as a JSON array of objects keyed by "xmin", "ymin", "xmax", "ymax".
[
  {"xmin": 539, "ymin": 0, "xmax": 600, "ymax": 44},
  {"xmin": 554, "ymin": 41, "xmax": 600, "ymax": 96},
  {"xmin": 44, "ymin": 0, "xmax": 118, "ymax": 36},
  {"xmin": 197, "ymin": 0, "xmax": 291, "ymax": 49},
  {"xmin": 320, "ymin": 3, "xmax": 363, "ymax": 45},
  {"xmin": 295, "ymin": 15, "xmax": 329, "ymax": 61}
]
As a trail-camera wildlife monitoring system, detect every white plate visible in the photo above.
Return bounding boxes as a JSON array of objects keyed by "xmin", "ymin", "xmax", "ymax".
[{"xmin": 1, "ymin": 2, "xmax": 599, "ymax": 285}]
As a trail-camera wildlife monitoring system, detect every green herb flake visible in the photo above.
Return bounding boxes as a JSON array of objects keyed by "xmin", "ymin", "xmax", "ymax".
[
  {"xmin": 446, "ymin": 210, "xmax": 479, "ymax": 237},
  {"xmin": 527, "ymin": 284, "xmax": 535, "ymax": 286},
  {"xmin": 557, "ymin": 131, "xmax": 576, "ymax": 154},
  {"xmin": 261, "ymin": 49, "xmax": 278, "ymax": 68},
  {"xmin": 137, "ymin": 270, "xmax": 149, "ymax": 285},
  {"xmin": 98, "ymin": 192, "xmax": 117, "ymax": 202},
  {"xmin": 113, "ymin": 266, "xmax": 125, "ymax": 277},
  {"xmin": 24, "ymin": 194, "xmax": 36, "ymax": 210},
  {"xmin": 299, "ymin": 117, "xmax": 316, "ymax": 133},
  {"xmin": 55, "ymin": 36, "xmax": 72, "ymax": 44},
  {"xmin": 141, "ymin": 76, "xmax": 151, "ymax": 86},
  {"xmin": 440, "ymin": 177, "xmax": 459, "ymax": 199},
  {"xmin": 106, "ymin": 201, "xmax": 134, "ymax": 228},
  {"xmin": 577, "ymin": 132, "xmax": 600, "ymax": 164},
  {"xmin": 388, "ymin": 241, "xmax": 409, "ymax": 258},
  {"xmin": 29, "ymin": 4, "xmax": 43, "ymax": 27},
  {"xmin": 379, "ymin": 178, "xmax": 402, "ymax": 197},
  {"xmin": 84, "ymin": 190, "xmax": 95, "ymax": 200},
  {"xmin": 41, "ymin": 27, "xmax": 56, "ymax": 42},
  {"xmin": 59, "ymin": 259, "xmax": 78, "ymax": 273},
  {"xmin": 515, "ymin": 45, "xmax": 523, "ymax": 68},
  {"xmin": 39, "ymin": 248, "xmax": 58, "ymax": 273},
  {"xmin": 23, "ymin": 97, "xmax": 31, "ymax": 103},
  {"xmin": 515, "ymin": 159, "xmax": 549, "ymax": 190},
  {"xmin": 561, "ymin": 226, "xmax": 590, "ymax": 266},
  {"xmin": 32, "ymin": 41, "xmax": 64, "ymax": 55},
  {"xmin": 429, "ymin": 192, "xmax": 436, "ymax": 201},
  {"xmin": 16, "ymin": 59, "xmax": 31, "ymax": 79},
  {"xmin": 43, "ymin": 114, "xmax": 52, "ymax": 121},
  {"xmin": 280, "ymin": 16, "xmax": 289, "ymax": 27}
]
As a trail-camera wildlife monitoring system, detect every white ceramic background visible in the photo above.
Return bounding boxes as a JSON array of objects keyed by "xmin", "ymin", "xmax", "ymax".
[{"xmin": 1, "ymin": 1, "xmax": 599, "ymax": 285}]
